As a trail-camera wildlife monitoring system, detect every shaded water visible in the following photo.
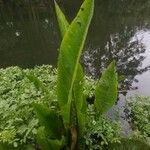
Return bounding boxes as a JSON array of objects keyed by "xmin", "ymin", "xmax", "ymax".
[{"xmin": 0, "ymin": 0, "xmax": 150, "ymax": 96}]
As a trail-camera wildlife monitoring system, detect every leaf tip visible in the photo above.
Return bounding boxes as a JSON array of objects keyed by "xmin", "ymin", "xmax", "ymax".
[{"xmin": 54, "ymin": 0, "xmax": 59, "ymax": 10}]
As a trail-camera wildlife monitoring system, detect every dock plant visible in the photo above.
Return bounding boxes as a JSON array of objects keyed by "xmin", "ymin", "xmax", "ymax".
[
  {"xmin": 0, "ymin": 0, "xmax": 150, "ymax": 149},
  {"xmin": 34, "ymin": 0, "xmax": 118, "ymax": 149}
]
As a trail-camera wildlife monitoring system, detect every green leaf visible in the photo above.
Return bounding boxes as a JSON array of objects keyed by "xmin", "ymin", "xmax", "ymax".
[
  {"xmin": 25, "ymin": 73, "xmax": 48, "ymax": 94},
  {"xmin": 54, "ymin": 1, "xmax": 69, "ymax": 38},
  {"xmin": 77, "ymin": 112, "xmax": 86, "ymax": 136},
  {"xmin": 95, "ymin": 61, "xmax": 118, "ymax": 113},
  {"xmin": 73, "ymin": 65, "xmax": 85, "ymax": 112},
  {"xmin": 55, "ymin": 1, "xmax": 87, "ymax": 132},
  {"xmin": 34, "ymin": 104, "xmax": 64, "ymax": 139},
  {"xmin": 73, "ymin": 65, "xmax": 86, "ymax": 134},
  {"xmin": 37, "ymin": 127, "xmax": 63, "ymax": 150},
  {"xmin": 55, "ymin": 2, "xmax": 87, "ymax": 127},
  {"xmin": 57, "ymin": 0, "xmax": 94, "ymax": 125}
]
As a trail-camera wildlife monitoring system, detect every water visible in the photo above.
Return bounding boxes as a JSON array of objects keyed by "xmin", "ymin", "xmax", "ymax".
[{"xmin": 0, "ymin": 0, "xmax": 150, "ymax": 96}]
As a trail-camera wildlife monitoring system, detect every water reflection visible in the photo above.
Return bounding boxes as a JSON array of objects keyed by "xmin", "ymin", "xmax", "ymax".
[
  {"xmin": 0, "ymin": 0, "xmax": 60, "ymax": 67},
  {"xmin": 83, "ymin": 0, "xmax": 150, "ymax": 95},
  {"xmin": 0, "ymin": 0, "xmax": 150, "ymax": 95},
  {"xmin": 83, "ymin": 27, "xmax": 150, "ymax": 96},
  {"xmin": 128, "ymin": 31, "xmax": 150, "ymax": 96}
]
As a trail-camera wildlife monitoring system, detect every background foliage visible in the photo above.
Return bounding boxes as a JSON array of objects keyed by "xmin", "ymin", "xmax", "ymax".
[
  {"xmin": 0, "ymin": 65, "xmax": 57, "ymax": 147},
  {"xmin": 125, "ymin": 96, "xmax": 150, "ymax": 139},
  {"xmin": 0, "ymin": 66, "xmax": 150, "ymax": 149},
  {"xmin": 0, "ymin": 65, "xmax": 97, "ymax": 147}
]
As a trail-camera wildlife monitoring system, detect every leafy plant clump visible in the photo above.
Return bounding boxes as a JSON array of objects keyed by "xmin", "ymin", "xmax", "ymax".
[
  {"xmin": 125, "ymin": 96, "xmax": 150, "ymax": 139},
  {"xmin": 0, "ymin": 65, "xmax": 57, "ymax": 147},
  {"xmin": 1, "ymin": 66, "xmax": 150, "ymax": 149},
  {"xmin": 1, "ymin": 0, "xmax": 150, "ymax": 149},
  {"xmin": 33, "ymin": 0, "xmax": 119, "ymax": 149},
  {"xmin": 0, "ymin": 65, "xmax": 121, "ymax": 149},
  {"xmin": 85, "ymin": 115, "xmax": 121, "ymax": 150}
]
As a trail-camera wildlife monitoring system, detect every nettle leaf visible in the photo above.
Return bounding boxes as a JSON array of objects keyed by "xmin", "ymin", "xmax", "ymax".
[
  {"xmin": 34, "ymin": 104, "xmax": 64, "ymax": 139},
  {"xmin": 55, "ymin": 1, "xmax": 69, "ymax": 38},
  {"xmin": 57, "ymin": 0, "xmax": 94, "ymax": 125},
  {"xmin": 95, "ymin": 61, "xmax": 118, "ymax": 114}
]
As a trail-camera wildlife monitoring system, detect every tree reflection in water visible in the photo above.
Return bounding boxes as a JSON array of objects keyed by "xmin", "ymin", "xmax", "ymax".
[{"xmin": 82, "ymin": 0, "xmax": 150, "ymax": 95}]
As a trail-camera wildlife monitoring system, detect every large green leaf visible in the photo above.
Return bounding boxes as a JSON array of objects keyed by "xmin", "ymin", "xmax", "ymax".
[
  {"xmin": 34, "ymin": 104, "xmax": 64, "ymax": 139},
  {"xmin": 55, "ymin": 2, "xmax": 86, "ymax": 116},
  {"xmin": 73, "ymin": 65, "xmax": 85, "ymax": 113},
  {"xmin": 37, "ymin": 127, "xmax": 63, "ymax": 150},
  {"xmin": 70, "ymin": 66, "xmax": 84, "ymax": 128},
  {"xmin": 57, "ymin": 0, "xmax": 94, "ymax": 125},
  {"xmin": 54, "ymin": 1, "xmax": 69, "ymax": 38},
  {"xmin": 73, "ymin": 65, "xmax": 86, "ymax": 134},
  {"xmin": 95, "ymin": 61, "xmax": 118, "ymax": 113}
]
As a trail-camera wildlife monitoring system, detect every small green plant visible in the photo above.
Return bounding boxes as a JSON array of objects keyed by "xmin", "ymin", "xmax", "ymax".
[
  {"xmin": 125, "ymin": 96, "xmax": 150, "ymax": 139},
  {"xmin": 85, "ymin": 115, "xmax": 121, "ymax": 150},
  {"xmin": 1, "ymin": 66, "xmax": 150, "ymax": 149},
  {"xmin": 34, "ymin": 0, "xmax": 118, "ymax": 149},
  {"xmin": 0, "ymin": 65, "xmax": 119, "ymax": 149},
  {"xmin": 0, "ymin": 66, "xmax": 56, "ymax": 147},
  {"xmin": 1, "ymin": 0, "xmax": 149, "ymax": 149}
]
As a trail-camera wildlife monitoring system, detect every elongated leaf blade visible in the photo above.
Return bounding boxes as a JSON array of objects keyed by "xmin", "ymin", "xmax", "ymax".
[
  {"xmin": 0, "ymin": 143, "xmax": 33, "ymax": 150},
  {"xmin": 95, "ymin": 61, "xmax": 118, "ymax": 113},
  {"xmin": 34, "ymin": 104, "xmax": 64, "ymax": 139},
  {"xmin": 55, "ymin": 3, "xmax": 86, "ymax": 116},
  {"xmin": 73, "ymin": 65, "xmax": 84, "ymax": 111},
  {"xmin": 54, "ymin": 1, "xmax": 69, "ymax": 38},
  {"xmin": 25, "ymin": 73, "xmax": 48, "ymax": 94},
  {"xmin": 73, "ymin": 65, "xmax": 86, "ymax": 134},
  {"xmin": 57, "ymin": 0, "xmax": 94, "ymax": 125},
  {"xmin": 37, "ymin": 127, "xmax": 63, "ymax": 150}
]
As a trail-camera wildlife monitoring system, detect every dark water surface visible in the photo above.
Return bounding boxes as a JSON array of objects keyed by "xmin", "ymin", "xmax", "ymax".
[{"xmin": 0, "ymin": 0, "xmax": 150, "ymax": 96}]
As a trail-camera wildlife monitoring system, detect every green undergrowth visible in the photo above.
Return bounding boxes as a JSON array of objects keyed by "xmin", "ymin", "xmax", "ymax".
[
  {"xmin": 125, "ymin": 96, "xmax": 150, "ymax": 140},
  {"xmin": 0, "ymin": 66, "xmax": 150, "ymax": 149},
  {"xmin": 85, "ymin": 114, "xmax": 121, "ymax": 149},
  {"xmin": 0, "ymin": 65, "xmax": 57, "ymax": 147},
  {"xmin": 0, "ymin": 65, "xmax": 97, "ymax": 147}
]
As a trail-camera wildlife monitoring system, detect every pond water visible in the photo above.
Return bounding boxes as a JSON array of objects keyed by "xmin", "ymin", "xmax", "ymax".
[{"xmin": 0, "ymin": 0, "xmax": 150, "ymax": 97}]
